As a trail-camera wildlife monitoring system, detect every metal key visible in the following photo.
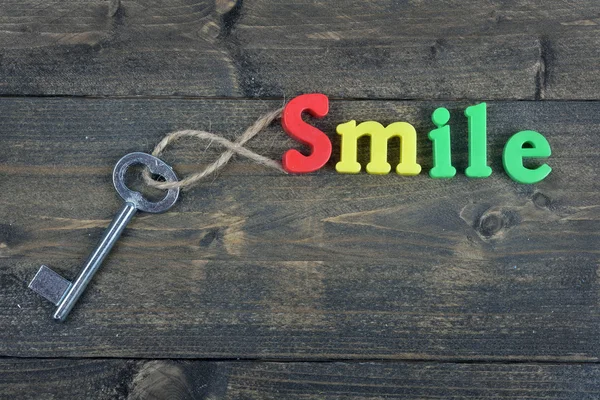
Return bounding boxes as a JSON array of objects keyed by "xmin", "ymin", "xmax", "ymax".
[{"xmin": 29, "ymin": 152, "xmax": 180, "ymax": 321}]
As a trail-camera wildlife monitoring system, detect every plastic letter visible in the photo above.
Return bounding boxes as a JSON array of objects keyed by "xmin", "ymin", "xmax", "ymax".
[
  {"xmin": 281, "ymin": 93, "xmax": 332, "ymax": 173},
  {"xmin": 335, "ymin": 121, "xmax": 421, "ymax": 175},
  {"xmin": 428, "ymin": 107, "xmax": 456, "ymax": 178},
  {"xmin": 465, "ymin": 102, "xmax": 492, "ymax": 178},
  {"xmin": 503, "ymin": 130, "xmax": 552, "ymax": 184}
]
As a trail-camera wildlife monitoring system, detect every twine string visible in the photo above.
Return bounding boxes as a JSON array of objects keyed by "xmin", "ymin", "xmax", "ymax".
[{"xmin": 142, "ymin": 107, "xmax": 286, "ymax": 190}]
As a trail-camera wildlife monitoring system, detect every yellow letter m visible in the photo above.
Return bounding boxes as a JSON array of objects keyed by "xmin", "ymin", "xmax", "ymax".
[{"xmin": 335, "ymin": 120, "xmax": 421, "ymax": 175}]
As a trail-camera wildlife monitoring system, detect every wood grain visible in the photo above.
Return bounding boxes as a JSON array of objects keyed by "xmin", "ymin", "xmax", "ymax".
[
  {"xmin": 2, "ymin": 0, "xmax": 599, "ymax": 396},
  {"xmin": 1, "ymin": 358, "xmax": 599, "ymax": 400},
  {"xmin": 2, "ymin": 0, "xmax": 600, "ymax": 99},
  {"xmin": 0, "ymin": 98, "xmax": 597, "ymax": 360}
]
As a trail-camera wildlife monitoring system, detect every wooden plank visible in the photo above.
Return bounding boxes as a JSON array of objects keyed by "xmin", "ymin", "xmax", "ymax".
[
  {"xmin": 0, "ymin": 98, "xmax": 598, "ymax": 359},
  {"xmin": 0, "ymin": 359, "xmax": 138, "ymax": 400},
  {"xmin": 1, "ymin": 358, "xmax": 599, "ymax": 400},
  {"xmin": 545, "ymin": 30, "xmax": 600, "ymax": 99},
  {"xmin": 1, "ymin": 0, "xmax": 600, "ymax": 99},
  {"xmin": 0, "ymin": 0, "xmax": 241, "ymax": 97}
]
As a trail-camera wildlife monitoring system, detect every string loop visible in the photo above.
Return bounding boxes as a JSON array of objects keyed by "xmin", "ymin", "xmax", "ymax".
[{"xmin": 142, "ymin": 107, "xmax": 286, "ymax": 190}]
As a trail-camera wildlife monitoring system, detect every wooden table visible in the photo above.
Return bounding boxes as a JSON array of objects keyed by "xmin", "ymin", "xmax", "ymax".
[{"xmin": 1, "ymin": 1, "xmax": 599, "ymax": 398}]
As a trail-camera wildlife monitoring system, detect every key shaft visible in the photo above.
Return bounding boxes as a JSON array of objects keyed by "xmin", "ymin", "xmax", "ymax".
[{"xmin": 53, "ymin": 202, "xmax": 137, "ymax": 321}]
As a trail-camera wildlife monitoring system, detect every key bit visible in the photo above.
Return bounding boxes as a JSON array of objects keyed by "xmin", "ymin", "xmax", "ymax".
[
  {"xmin": 29, "ymin": 265, "xmax": 72, "ymax": 306},
  {"xmin": 29, "ymin": 152, "xmax": 180, "ymax": 322}
]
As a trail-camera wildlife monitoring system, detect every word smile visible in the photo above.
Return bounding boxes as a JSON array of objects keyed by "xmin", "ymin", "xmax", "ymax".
[{"xmin": 280, "ymin": 94, "xmax": 552, "ymax": 184}]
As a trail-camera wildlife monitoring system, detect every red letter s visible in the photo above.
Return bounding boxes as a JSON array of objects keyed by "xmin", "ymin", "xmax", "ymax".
[{"xmin": 282, "ymin": 93, "xmax": 332, "ymax": 173}]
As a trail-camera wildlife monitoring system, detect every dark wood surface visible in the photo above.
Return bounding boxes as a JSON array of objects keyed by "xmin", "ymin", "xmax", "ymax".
[
  {"xmin": 2, "ymin": 359, "xmax": 600, "ymax": 399},
  {"xmin": 1, "ymin": 0, "xmax": 600, "ymax": 100},
  {"xmin": 1, "ymin": 0, "xmax": 599, "ymax": 398}
]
